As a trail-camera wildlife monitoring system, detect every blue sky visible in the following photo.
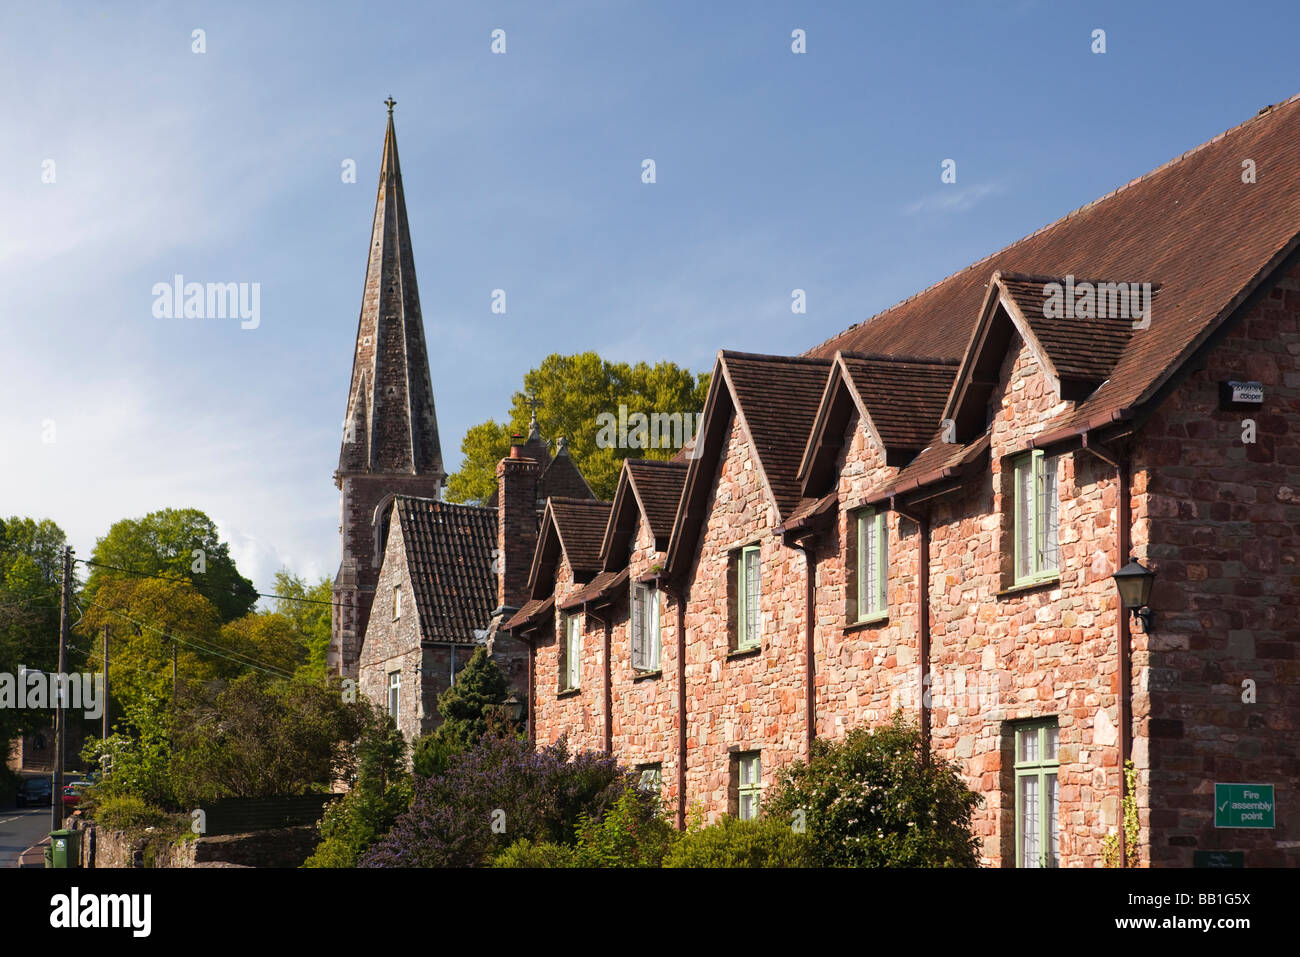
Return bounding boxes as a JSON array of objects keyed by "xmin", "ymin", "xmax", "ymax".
[{"xmin": 3, "ymin": 0, "xmax": 1298, "ymax": 595}]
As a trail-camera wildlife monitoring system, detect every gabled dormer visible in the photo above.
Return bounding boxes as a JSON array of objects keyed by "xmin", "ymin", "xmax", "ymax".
[
  {"xmin": 665, "ymin": 351, "xmax": 831, "ymax": 574},
  {"xmin": 527, "ymin": 497, "xmax": 613, "ymax": 600},
  {"xmin": 601, "ymin": 458, "xmax": 689, "ymax": 570},
  {"xmin": 944, "ymin": 271, "xmax": 1155, "ymax": 445},
  {"xmin": 798, "ymin": 350, "xmax": 959, "ymax": 497}
]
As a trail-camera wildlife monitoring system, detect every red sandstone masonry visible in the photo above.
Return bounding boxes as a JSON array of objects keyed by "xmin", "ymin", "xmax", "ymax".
[
  {"xmin": 530, "ymin": 556, "xmax": 605, "ymax": 755},
  {"xmin": 679, "ymin": 412, "xmax": 808, "ymax": 821},
  {"xmin": 1137, "ymin": 258, "xmax": 1300, "ymax": 867},
  {"xmin": 526, "ymin": 260, "xmax": 1300, "ymax": 867},
  {"xmin": 607, "ymin": 516, "xmax": 681, "ymax": 814}
]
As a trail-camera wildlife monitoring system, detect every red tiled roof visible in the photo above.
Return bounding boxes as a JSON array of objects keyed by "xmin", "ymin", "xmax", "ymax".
[
  {"xmin": 624, "ymin": 459, "xmax": 689, "ymax": 541},
  {"xmin": 540, "ymin": 449, "xmax": 596, "ymax": 501},
  {"xmin": 558, "ymin": 567, "xmax": 630, "ymax": 610},
  {"xmin": 780, "ymin": 492, "xmax": 838, "ymax": 532},
  {"xmin": 548, "ymin": 498, "xmax": 611, "ymax": 572},
  {"xmin": 666, "ymin": 352, "xmax": 832, "ymax": 573},
  {"xmin": 503, "ymin": 595, "xmax": 553, "ymax": 632},
  {"xmin": 600, "ymin": 458, "xmax": 688, "ymax": 569},
  {"xmin": 838, "ymin": 353, "xmax": 959, "ymax": 451},
  {"xmin": 996, "ymin": 273, "xmax": 1147, "ymax": 387},
  {"xmin": 722, "ymin": 352, "xmax": 834, "ymax": 518},
  {"xmin": 863, "ymin": 432, "xmax": 991, "ymax": 506},
  {"xmin": 391, "ymin": 497, "xmax": 497, "ymax": 643},
  {"xmin": 808, "ymin": 94, "xmax": 1300, "ymax": 438}
]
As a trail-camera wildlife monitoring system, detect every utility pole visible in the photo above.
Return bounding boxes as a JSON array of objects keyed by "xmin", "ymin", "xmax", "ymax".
[
  {"xmin": 52, "ymin": 545, "xmax": 72, "ymax": 832},
  {"xmin": 102, "ymin": 624, "xmax": 109, "ymax": 741}
]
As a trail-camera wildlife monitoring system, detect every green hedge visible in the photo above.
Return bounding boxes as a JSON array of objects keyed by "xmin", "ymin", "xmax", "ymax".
[{"xmin": 663, "ymin": 815, "xmax": 814, "ymax": 868}]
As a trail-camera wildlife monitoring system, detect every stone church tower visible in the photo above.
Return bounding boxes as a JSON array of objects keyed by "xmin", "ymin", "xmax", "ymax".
[{"xmin": 331, "ymin": 100, "xmax": 445, "ymax": 678}]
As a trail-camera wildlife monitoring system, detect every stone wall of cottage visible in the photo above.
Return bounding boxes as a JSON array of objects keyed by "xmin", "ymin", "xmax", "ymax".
[
  {"xmin": 522, "ymin": 269, "xmax": 1298, "ymax": 868},
  {"xmin": 530, "ymin": 556, "xmax": 605, "ymax": 755},
  {"xmin": 333, "ymin": 473, "xmax": 443, "ymax": 677},
  {"xmin": 816, "ymin": 411, "xmax": 917, "ymax": 739},
  {"xmin": 359, "ymin": 516, "xmax": 474, "ymax": 743},
  {"xmin": 920, "ymin": 331, "xmax": 1129, "ymax": 867},
  {"xmin": 608, "ymin": 516, "xmax": 680, "ymax": 814},
  {"xmin": 1136, "ymin": 257, "xmax": 1300, "ymax": 867},
  {"xmin": 680, "ymin": 410, "xmax": 808, "ymax": 822},
  {"xmin": 359, "ymin": 515, "xmax": 426, "ymax": 739}
]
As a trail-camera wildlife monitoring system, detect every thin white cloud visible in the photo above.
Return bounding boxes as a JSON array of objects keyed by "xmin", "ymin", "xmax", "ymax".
[{"xmin": 904, "ymin": 181, "xmax": 1006, "ymax": 216}]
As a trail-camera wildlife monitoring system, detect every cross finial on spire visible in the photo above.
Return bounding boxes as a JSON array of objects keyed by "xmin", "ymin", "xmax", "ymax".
[
  {"xmin": 526, "ymin": 394, "xmax": 542, "ymax": 439},
  {"xmin": 384, "ymin": 96, "xmax": 396, "ymax": 115}
]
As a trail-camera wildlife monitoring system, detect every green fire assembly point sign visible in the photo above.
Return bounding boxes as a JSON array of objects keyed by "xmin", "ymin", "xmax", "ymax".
[{"xmin": 1214, "ymin": 784, "xmax": 1275, "ymax": 828}]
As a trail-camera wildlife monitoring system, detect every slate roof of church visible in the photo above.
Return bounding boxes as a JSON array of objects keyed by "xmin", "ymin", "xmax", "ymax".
[{"xmin": 392, "ymin": 496, "xmax": 497, "ymax": 643}]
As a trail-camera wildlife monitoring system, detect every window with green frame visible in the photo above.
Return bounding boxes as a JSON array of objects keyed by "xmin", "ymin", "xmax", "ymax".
[
  {"xmin": 856, "ymin": 508, "xmax": 888, "ymax": 620},
  {"xmin": 636, "ymin": 763, "xmax": 663, "ymax": 795},
  {"xmin": 559, "ymin": 613, "xmax": 581, "ymax": 691},
  {"xmin": 735, "ymin": 544, "xmax": 761, "ymax": 650},
  {"xmin": 1013, "ymin": 450, "xmax": 1060, "ymax": 583},
  {"xmin": 735, "ymin": 752, "xmax": 761, "ymax": 820},
  {"xmin": 1013, "ymin": 719, "xmax": 1059, "ymax": 868}
]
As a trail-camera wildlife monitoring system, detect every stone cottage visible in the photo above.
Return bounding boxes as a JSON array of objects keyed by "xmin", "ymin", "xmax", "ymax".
[{"xmin": 505, "ymin": 95, "xmax": 1300, "ymax": 867}]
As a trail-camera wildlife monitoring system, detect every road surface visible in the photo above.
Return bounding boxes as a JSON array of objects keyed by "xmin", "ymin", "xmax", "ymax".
[{"xmin": 0, "ymin": 805, "xmax": 54, "ymax": 867}]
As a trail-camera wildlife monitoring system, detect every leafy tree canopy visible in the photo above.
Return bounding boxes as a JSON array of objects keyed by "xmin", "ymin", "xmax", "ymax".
[
  {"xmin": 0, "ymin": 516, "xmax": 67, "ymax": 750},
  {"xmin": 169, "ymin": 673, "xmax": 367, "ymax": 806},
  {"xmin": 78, "ymin": 577, "xmax": 225, "ymax": 705},
  {"xmin": 270, "ymin": 569, "xmax": 333, "ymax": 680},
  {"xmin": 446, "ymin": 352, "xmax": 710, "ymax": 503},
  {"xmin": 83, "ymin": 508, "xmax": 257, "ymax": 622}
]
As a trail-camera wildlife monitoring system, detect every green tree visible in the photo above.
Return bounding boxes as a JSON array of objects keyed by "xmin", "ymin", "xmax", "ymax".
[
  {"xmin": 219, "ymin": 612, "xmax": 308, "ymax": 678},
  {"xmin": 304, "ymin": 707, "xmax": 412, "ymax": 868},
  {"xmin": 412, "ymin": 647, "xmax": 511, "ymax": 777},
  {"xmin": 168, "ymin": 673, "xmax": 367, "ymax": 806},
  {"xmin": 82, "ymin": 508, "xmax": 258, "ymax": 622},
  {"xmin": 0, "ymin": 517, "xmax": 67, "ymax": 766},
  {"xmin": 446, "ymin": 352, "xmax": 710, "ymax": 502},
  {"xmin": 662, "ymin": 815, "xmax": 814, "ymax": 868},
  {"xmin": 81, "ymin": 689, "xmax": 177, "ymax": 809},
  {"xmin": 763, "ymin": 713, "xmax": 983, "ymax": 867},
  {"xmin": 270, "ymin": 569, "xmax": 334, "ymax": 680},
  {"xmin": 78, "ymin": 577, "xmax": 226, "ymax": 707}
]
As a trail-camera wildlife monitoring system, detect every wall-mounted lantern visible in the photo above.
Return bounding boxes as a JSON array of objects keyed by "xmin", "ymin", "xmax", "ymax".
[{"xmin": 1112, "ymin": 557, "xmax": 1156, "ymax": 632}]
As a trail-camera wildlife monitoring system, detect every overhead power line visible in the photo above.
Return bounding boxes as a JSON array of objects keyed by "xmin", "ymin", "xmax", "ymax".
[
  {"xmin": 85, "ymin": 600, "xmax": 297, "ymax": 680},
  {"xmin": 77, "ymin": 557, "xmax": 341, "ymax": 608}
]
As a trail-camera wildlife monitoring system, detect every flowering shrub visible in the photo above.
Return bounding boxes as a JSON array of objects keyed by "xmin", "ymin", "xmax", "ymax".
[
  {"xmin": 361, "ymin": 733, "xmax": 631, "ymax": 867},
  {"xmin": 763, "ymin": 713, "xmax": 982, "ymax": 867}
]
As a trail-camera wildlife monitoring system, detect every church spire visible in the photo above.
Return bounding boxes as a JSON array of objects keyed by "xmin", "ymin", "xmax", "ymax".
[{"xmin": 338, "ymin": 98, "xmax": 444, "ymax": 481}]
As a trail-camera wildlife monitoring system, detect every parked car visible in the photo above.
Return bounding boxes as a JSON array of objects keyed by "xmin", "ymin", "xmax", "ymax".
[
  {"xmin": 16, "ymin": 776, "xmax": 53, "ymax": 807},
  {"xmin": 61, "ymin": 781, "xmax": 91, "ymax": 809}
]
